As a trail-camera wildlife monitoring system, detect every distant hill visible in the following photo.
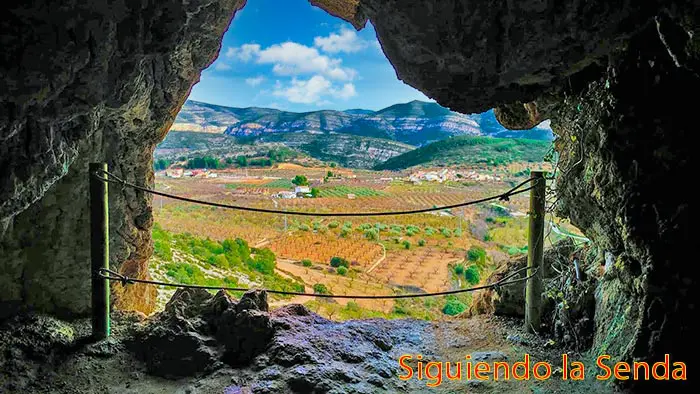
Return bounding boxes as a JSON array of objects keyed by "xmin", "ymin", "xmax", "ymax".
[
  {"xmin": 170, "ymin": 100, "xmax": 553, "ymax": 146},
  {"xmin": 374, "ymin": 136, "xmax": 551, "ymax": 171},
  {"xmin": 156, "ymin": 131, "xmax": 414, "ymax": 169}
]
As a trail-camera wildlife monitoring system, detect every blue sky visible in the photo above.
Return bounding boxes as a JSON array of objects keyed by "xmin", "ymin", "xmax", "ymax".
[{"xmin": 187, "ymin": 0, "xmax": 433, "ymax": 112}]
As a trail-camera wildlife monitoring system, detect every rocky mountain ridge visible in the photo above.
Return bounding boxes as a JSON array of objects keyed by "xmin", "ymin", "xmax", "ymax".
[{"xmin": 171, "ymin": 100, "xmax": 553, "ymax": 146}]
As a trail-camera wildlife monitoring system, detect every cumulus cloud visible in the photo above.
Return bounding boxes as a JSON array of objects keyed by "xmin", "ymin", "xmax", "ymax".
[
  {"xmin": 245, "ymin": 76, "xmax": 265, "ymax": 86},
  {"xmin": 314, "ymin": 28, "xmax": 368, "ymax": 54},
  {"xmin": 273, "ymin": 75, "xmax": 357, "ymax": 104},
  {"xmin": 227, "ymin": 41, "xmax": 356, "ymax": 81},
  {"xmin": 226, "ymin": 44, "xmax": 262, "ymax": 62},
  {"xmin": 214, "ymin": 61, "xmax": 231, "ymax": 71}
]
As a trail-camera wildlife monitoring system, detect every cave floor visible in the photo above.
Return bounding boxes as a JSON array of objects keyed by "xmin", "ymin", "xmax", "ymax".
[{"xmin": 1, "ymin": 311, "xmax": 616, "ymax": 394}]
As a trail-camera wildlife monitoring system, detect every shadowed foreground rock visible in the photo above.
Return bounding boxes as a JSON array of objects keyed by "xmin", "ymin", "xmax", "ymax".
[{"xmin": 129, "ymin": 288, "xmax": 437, "ymax": 392}]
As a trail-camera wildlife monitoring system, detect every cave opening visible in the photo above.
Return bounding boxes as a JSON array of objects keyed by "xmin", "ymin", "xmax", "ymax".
[{"xmin": 1, "ymin": 0, "xmax": 696, "ymax": 392}]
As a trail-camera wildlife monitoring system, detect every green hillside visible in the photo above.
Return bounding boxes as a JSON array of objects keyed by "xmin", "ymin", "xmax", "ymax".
[{"xmin": 374, "ymin": 136, "xmax": 551, "ymax": 170}]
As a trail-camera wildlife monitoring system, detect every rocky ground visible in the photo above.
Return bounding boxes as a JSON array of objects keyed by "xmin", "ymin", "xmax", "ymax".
[{"xmin": 0, "ymin": 289, "xmax": 616, "ymax": 394}]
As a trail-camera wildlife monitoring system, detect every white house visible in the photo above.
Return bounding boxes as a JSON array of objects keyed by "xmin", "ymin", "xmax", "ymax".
[
  {"xmin": 294, "ymin": 186, "xmax": 311, "ymax": 194},
  {"xmin": 277, "ymin": 191, "xmax": 297, "ymax": 199}
]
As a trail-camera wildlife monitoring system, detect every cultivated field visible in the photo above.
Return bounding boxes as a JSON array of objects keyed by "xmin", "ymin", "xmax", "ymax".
[{"xmin": 151, "ymin": 162, "xmax": 580, "ymax": 319}]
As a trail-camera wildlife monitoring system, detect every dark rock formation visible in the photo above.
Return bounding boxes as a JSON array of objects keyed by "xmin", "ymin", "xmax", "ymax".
[
  {"xmin": 551, "ymin": 15, "xmax": 697, "ymax": 387},
  {"xmin": 344, "ymin": 0, "xmax": 665, "ymax": 114},
  {"xmin": 131, "ymin": 289, "xmax": 273, "ymax": 377},
  {"xmin": 0, "ymin": 0, "xmax": 245, "ymax": 315}
]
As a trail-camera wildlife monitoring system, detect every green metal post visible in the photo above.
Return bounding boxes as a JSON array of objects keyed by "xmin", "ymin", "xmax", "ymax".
[
  {"xmin": 525, "ymin": 171, "xmax": 546, "ymax": 334},
  {"xmin": 90, "ymin": 162, "xmax": 110, "ymax": 339}
]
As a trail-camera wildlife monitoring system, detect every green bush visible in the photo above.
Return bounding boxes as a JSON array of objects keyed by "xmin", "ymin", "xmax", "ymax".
[
  {"xmin": 467, "ymin": 246, "xmax": 487, "ymax": 264},
  {"xmin": 442, "ymin": 298, "xmax": 467, "ymax": 316},
  {"xmin": 454, "ymin": 228, "xmax": 463, "ymax": 237},
  {"xmin": 424, "ymin": 227, "xmax": 435, "ymax": 236},
  {"xmin": 464, "ymin": 265, "xmax": 480, "ymax": 285},
  {"xmin": 302, "ymin": 259, "xmax": 313, "ymax": 267},
  {"xmin": 402, "ymin": 240, "xmax": 411, "ymax": 250},
  {"xmin": 313, "ymin": 283, "xmax": 330, "ymax": 295},
  {"xmin": 337, "ymin": 266, "xmax": 348, "ymax": 275},
  {"xmin": 454, "ymin": 264, "xmax": 465, "ymax": 275},
  {"xmin": 364, "ymin": 228, "xmax": 379, "ymax": 241},
  {"xmin": 440, "ymin": 227, "xmax": 452, "ymax": 238},
  {"xmin": 299, "ymin": 224, "xmax": 310, "ymax": 231},
  {"xmin": 330, "ymin": 256, "xmax": 349, "ymax": 268},
  {"xmin": 328, "ymin": 221, "xmax": 340, "ymax": 229},
  {"xmin": 249, "ymin": 248, "xmax": 276, "ymax": 275},
  {"xmin": 418, "ymin": 239, "xmax": 427, "ymax": 247}
]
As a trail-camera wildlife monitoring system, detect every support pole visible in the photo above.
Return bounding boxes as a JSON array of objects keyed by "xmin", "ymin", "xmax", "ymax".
[
  {"xmin": 525, "ymin": 171, "xmax": 546, "ymax": 334},
  {"xmin": 90, "ymin": 163, "xmax": 110, "ymax": 339}
]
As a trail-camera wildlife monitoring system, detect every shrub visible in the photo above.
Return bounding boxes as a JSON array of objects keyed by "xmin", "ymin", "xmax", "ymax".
[
  {"xmin": 302, "ymin": 259, "xmax": 313, "ymax": 267},
  {"xmin": 330, "ymin": 256, "xmax": 349, "ymax": 268},
  {"xmin": 467, "ymin": 246, "xmax": 487, "ymax": 264},
  {"xmin": 442, "ymin": 298, "xmax": 467, "ymax": 316},
  {"xmin": 454, "ymin": 264, "xmax": 465, "ymax": 275},
  {"xmin": 153, "ymin": 239, "xmax": 173, "ymax": 261},
  {"xmin": 250, "ymin": 248, "xmax": 276, "ymax": 275},
  {"xmin": 364, "ymin": 228, "xmax": 379, "ymax": 241},
  {"xmin": 454, "ymin": 228, "xmax": 463, "ymax": 237},
  {"xmin": 337, "ymin": 266, "xmax": 348, "ymax": 275},
  {"xmin": 440, "ymin": 227, "xmax": 452, "ymax": 238},
  {"xmin": 299, "ymin": 224, "xmax": 310, "ymax": 231},
  {"xmin": 464, "ymin": 265, "xmax": 480, "ymax": 285},
  {"xmin": 424, "ymin": 227, "xmax": 435, "ymax": 236},
  {"xmin": 292, "ymin": 175, "xmax": 309, "ymax": 186},
  {"xmin": 402, "ymin": 240, "xmax": 411, "ymax": 250},
  {"xmin": 313, "ymin": 283, "xmax": 330, "ymax": 295},
  {"xmin": 418, "ymin": 239, "xmax": 427, "ymax": 247},
  {"xmin": 328, "ymin": 221, "xmax": 339, "ymax": 229},
  {"xmin": 483, "ymin": 232, "xmax": 493, "ymax": 241},
  {"xmin": 345, "ymin": 301, "xmax": 360, "ymax": 312},
  {"xmin": 210, "ymin": 254, "xmax": 229, "ymax": 269}
]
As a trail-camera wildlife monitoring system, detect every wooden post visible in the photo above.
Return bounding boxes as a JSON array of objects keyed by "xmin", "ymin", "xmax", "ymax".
[
  {"xmin": 90, "ymin": 163, "xmax": 110, "ymax": 339},
  {"xmin": 525, "ymin": 171, "xmax": 546, "ymax": 333}
]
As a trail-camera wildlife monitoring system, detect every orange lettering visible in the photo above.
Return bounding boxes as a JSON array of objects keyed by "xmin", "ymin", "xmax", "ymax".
[
  {"xmin": 398, "ymin": 355, "xmax": 413, "ymax": 380},
  {"xmin": 562, "ymin": 354, "xmax": 568, "ymax": 380},
  {"xmin": 633, "ymin": 361, "xmax": 649, "ymax": 380},
  {"xmin": 672, "ymin": 362, "xmax": 687, "ymax": 380},
  {"xmin": 494, "ymin": 362, "xmax": 510, "ymax": 381},
  {"xmin": 614, "ymin": 362, "xmax": 630, "ymax": 380},
  {"xmin": 570, "ymin": 361, "xmax": 585, "ymax": 381},
  {"xmin": 425, "ymin": 362, "xmax": 442, "ymax": 387},
  {"xmin": 652, "ymin": 355, "xmax": 669, "ymax": 380},
  {"xmin": 445, "ymin": 362, "xmax": 462, "ymax": 381},
  {"xmin": 533, "ymin": 362, "xmax": 552, "ymax": 380},
  {"xmin": 474, "ymin": 362, "xmax": 491, "ymax": 380},
  {"xmin": 596, "ymin": 355, "xmax": 612, "ymax": 380},
  {"xmin": 512, "ymin": 354, "xmax": 531, "ymax": 380}
]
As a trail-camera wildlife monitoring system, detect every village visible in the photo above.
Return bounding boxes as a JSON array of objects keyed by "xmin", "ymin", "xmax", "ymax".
[{"xmin": 157, "ymin": 165, "xmax": 505, "ymax": 201}]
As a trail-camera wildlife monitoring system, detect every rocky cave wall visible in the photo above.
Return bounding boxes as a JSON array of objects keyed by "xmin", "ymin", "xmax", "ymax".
[
  {"xmin": 0, "ymin": 0, "xmax": 245, "ymax": 317},
  {"xmin": 0, "ymin": 0, "xmax": 697, "ymax": 380}
]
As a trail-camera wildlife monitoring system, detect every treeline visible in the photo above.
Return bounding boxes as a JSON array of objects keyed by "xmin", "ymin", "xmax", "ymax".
[{"xmin": 160, "ymin": 147, "xmax": 302, "ymax": 170}]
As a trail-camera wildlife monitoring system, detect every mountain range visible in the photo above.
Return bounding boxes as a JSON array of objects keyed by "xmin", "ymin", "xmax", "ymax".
[{"xmin": 170, "ymin": 100, "xmax": 553, "ymax": 146}]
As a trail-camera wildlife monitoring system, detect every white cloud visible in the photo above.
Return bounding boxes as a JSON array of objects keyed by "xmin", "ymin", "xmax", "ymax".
[
  {"xmin": 314, "ymin": 28, "xmax": 368, "ymax": 54},
  {"xmin": 227, "ymin": 41, "xmax": 356, "ymax": 81},
  {"xmin": 227, "ymin": 44, "xmax": 261, "ymax": 62},
  {"xmin": 214, "ymin": 62, "xmax": 231, "ymax": 71},
  {"xmin": 245, "ymin": 76, "xmax": 265, "ymax": 86},
  {"xmin": 333, "ymin": 83, "xmax": 357, "ymax": 99},
  {"xmin": 273, "ymin": 75, "xmax": 357, "ymax": 105}
]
